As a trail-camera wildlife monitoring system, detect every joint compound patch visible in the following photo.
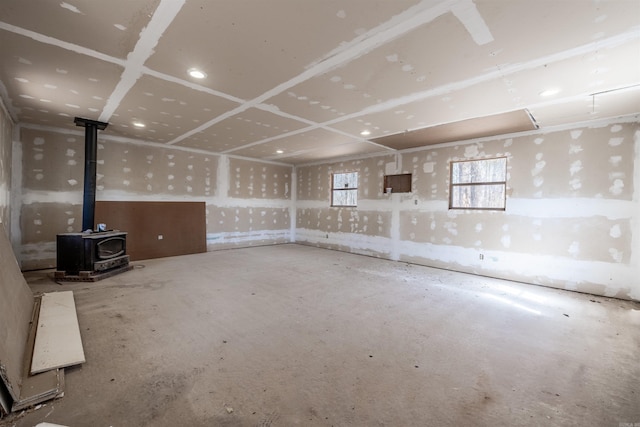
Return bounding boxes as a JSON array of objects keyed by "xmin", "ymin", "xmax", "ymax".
[
  {"xmin": 609, "ymin": 179, "xmax": 624, "ymax": 195},
  {"xmin": 423, "ymin": 162, "xmax": 434, "ymax": 173}
]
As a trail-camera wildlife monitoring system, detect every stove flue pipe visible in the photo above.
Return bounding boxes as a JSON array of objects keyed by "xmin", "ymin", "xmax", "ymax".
[{"xmin": 74, "ymin": 117, "xmax": 108, "ymax": 232}]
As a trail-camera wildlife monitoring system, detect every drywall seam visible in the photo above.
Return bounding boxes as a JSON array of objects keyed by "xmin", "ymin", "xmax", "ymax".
[
  {"xmin": 296, "ymin": 197, "xmax": 634, "ymax": 220},
  {"xmin": 263, "ymin": 139, "xmax": 388, "ymax": 162},
  {"xmin": 0, "ymin": 85, "xmax": 16, "ymax": 124},
  {"xmin": 19, "ymin": 241, "xmax": 55, "ymax": 263},
  {"xmin": 167, "ymin": 0, "xmax": 456, "ymax": 146},
  {"xmin": 630, "ymin": 128, "xmax": 640, "ymax": 300},
  {"xmin": 17, "ymin": 122, "xmax": 292, "ymax": 167},
  {"xmin": 21, "ymin": 192, "xmax": 289, "ymax": 209},
  {"xmin": 22, "ymin": 191, "xmax": 83, "ymax": 205},
  {"xmin": 207, "ymin": 198, "xmax": 291, "ymax": 210},
  {"xmin": 226, "ymin": 107, "xmax": 394, "ymax": 157},
  {"xmin": 320, "ymin": 33, "xmax": 640, "ymax": 128},
  {"xmin": 451, "ymin": 0, "xmax": 494, "ymax": 45},
  {"xmin": 290, "ymin": 168, "xmax": 297, "ymax": 242},
  {"xmin": 305, "ymin": 0, "xmax": 455, "ymax": 70},
  {"xmin": 387, "ymin": 153, "xmax": 404, "ymax": 260},
  {"xmin": 166, "ymin": 102, "xmax": 254, "ymax": 145},
  {"xmin": 296, "ymin": 199, "xmax": 407, "ymax": 211},
  {"xmin": 297, "ymin": 150, "xmax": 398, "ymax": 168},
  {"xmin": 100, "ymin": 0, "xmax": 186, "ymax": 121},
  {"xmin": 206, "ymin": 229, "xmax": 290, "ymax": 245},
  {"xmin": 507, "ymin": 198, "xmax": 634, "ymax": 220},
  {"xmin": 143, "ymin": 67, "xmax": 245, "ymax": 105},
  {"xmin": 99, "ymin": 192, "xmax": 290, "ymax": 209},
  {"xmin": 0, "ymin": 21, "xmax": 126, "ymax": 67},
  {"xmin": 10, "ymin": 127, "xmax": 22, "ymax": 263},
  {"xmin": 296, "ymin": 229, "xmax": 391, "ymax": 256},
  {"xmin": 217, "ymin": 155, "xmax": 230, "ymax": 199}
]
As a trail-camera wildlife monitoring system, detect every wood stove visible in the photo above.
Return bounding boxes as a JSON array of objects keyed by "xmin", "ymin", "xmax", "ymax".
[
  {"xmin": 55, "ymin": 117, "xmax": 131, "ymax": 281},
  {"xmin": 56, "ymin": 231, "xmax": 129, "ymax": 276}
]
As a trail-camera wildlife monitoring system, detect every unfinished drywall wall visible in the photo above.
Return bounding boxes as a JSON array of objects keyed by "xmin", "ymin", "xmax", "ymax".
[
  {"xmin": 16, "ymin": 126, "xmax": 293, "ymax": 269},
  {"xmin": 0, "ymin": 98, "xmax": 13, "ymax": 238},
  {"xmin": 296, "ymin": 117, "xmax": 640, "ymax": 301},
  {"xmin": 297, "ymin": 155, "xmax": 396, "ymax": 257},
  {"xmin": 206, "ymin": 157, "xmax": 292, "ymax": 249}
]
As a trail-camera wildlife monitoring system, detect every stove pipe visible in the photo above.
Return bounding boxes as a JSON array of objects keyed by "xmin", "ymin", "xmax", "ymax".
[{"xmin": 74, "ymin": 117, "xmax": 108, "ymax": 232}]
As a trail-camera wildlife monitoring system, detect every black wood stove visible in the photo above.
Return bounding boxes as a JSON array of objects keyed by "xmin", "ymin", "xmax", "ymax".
[{"xmin": 55, "ymin": 117, "xmax": 132, "ymax": 281}]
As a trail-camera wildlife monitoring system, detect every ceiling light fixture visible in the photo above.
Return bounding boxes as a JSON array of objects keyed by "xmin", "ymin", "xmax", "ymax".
[
  {"xmin": 188, "ymin": 68, "xmax": 207, "ymax": 79},
  {"xmin": 360, "ymin": 130, "xmax": 371, "ymax": 136},
  {"xmin": 276, "ymin": 150, "xmax": 284, "ymax": 154},
  {"xmin": 133, "ymin": 122, "xmax": 146, "ymax": 128},
  {"xmin": 539, "ymin": 88, "xmax": 560, "ymax": 97}
]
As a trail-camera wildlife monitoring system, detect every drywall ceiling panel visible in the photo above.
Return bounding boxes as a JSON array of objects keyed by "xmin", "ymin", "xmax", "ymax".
[
  {"xmin": 282, "ymin": 141, "xmax": 388, "ymax": 165},
  {"xmin": 146, "ymin": 0, "xmax": 422, "ymax": 100},
  {"xmin": 529, "ymin": 86, "xmax": 640, "ymax": 128},
  {"xmin": 0, "ymin": 0, "xmax": 159, "ymax": 59},
  {"xmin": 498, "ymin": 40, "xmax": 640, "ymax": 117},
  {"xmin": 105, "ymin": 75, "xmax": 240, "ymax": 143},
  {"xmin": 330, "ymin": 78, "xmax": 520, "ymax": 140},
  {"xmin": 266, "ymin": 11, "xmax": 494, "ymax": 123},
  {"xmin": 371, "ymin": 109, "xmax": 536, "ymax": 150},
  {"xmin": 177, "ymin": 107, "xmax": 309, "ymax": 153},
  {"xmin": 0, "ymin": 31, "xmax": 122, "ymax": 128},
  {"xmin": 1, "ymin": 1, "xmax": 638, "ymax": 164},
  {"xmin": 230, "ymin": 127, "xmax": 379, "ymax": 161},
  {"xmin": 476, "ymin": 0, "xmax": 640, "ymax": 64}
]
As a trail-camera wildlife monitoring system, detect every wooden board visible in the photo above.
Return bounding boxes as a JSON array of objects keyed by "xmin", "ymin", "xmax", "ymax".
[
  {"xmin": 12, "ymin": 369, "xmax": 64, "ymax": 411},
  {"xmin": 95, "ymin": 201, "xmax": 206, "ymax": 261},
  {"xmin": 0, "ymin": 223, "xmax": 34, "ymax": 401},
  {"xmin": 13, "ymin": 296, "xmax": 64, "ymax": 411},
  {"xmin": 372, "ymin": 109, "xmax": 538, "ymax": 150},
  {"xmin": 30, "ymin": 292, "xmax": 85, "ymax": 375}
]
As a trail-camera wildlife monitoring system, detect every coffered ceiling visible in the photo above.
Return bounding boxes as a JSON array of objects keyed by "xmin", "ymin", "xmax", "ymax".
[{"xmin": 1, "ymin": 0, "xmax": 638, "ymax": 164}]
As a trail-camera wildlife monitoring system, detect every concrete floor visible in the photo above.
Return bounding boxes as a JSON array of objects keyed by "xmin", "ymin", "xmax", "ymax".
[{"xmin": 2, "ymin": 243, "xmax": 639, "ymax": 427}]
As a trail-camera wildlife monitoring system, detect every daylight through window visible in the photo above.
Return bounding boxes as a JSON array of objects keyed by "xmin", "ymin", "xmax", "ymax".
[
  {"xmin": 332, "ymin": 172, "xmax": 358, "ymax": 207},
  {"xmin": 449, "ymin": 157, "xmax": 507, "ymax": 210}
]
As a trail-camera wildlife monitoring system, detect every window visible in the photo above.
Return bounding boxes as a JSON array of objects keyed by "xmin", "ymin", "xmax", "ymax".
[
  {"xmin": 331, "ymin": 172, "xmax": 358, "ymax": 207},
  {"xmin": 449, "ymin": 157, "xmax": 507, "ymax": 210}
]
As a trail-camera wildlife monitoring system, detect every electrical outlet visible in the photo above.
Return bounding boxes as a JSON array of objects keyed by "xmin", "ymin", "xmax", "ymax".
[
  {"xmin": 158, "ymin": 234, "xmax": 163, "ymax": 240},
  {"xmin": 479, "ymin": 253, "xmax": 484, "ymax": 260}
]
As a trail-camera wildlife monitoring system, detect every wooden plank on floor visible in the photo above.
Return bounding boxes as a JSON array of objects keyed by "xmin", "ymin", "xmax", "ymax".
[
  {"xmin": 30, "ymin": 291, "xmax": 85, "ymax": 375},
  {"xmin": 12, "ymin": 369, "xmax": 64, "ymax": 411}
]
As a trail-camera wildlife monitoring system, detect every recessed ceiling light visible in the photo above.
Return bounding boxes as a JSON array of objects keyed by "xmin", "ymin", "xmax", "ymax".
[
  {"xmin": 360, "ymin": 130, "xmax": 371, "ymax": 136},
  {"xmin": 276, "ymin": 149, "xmax": 284, "ymax": 154},
  {"xmin": 539, "ymin": 88, "xmax": 560, "ymax": 97},
  {"xmin": 133, "ymin": 122, "xmax": 145, "ymax": 128},
  {"xmin": 188, "ymin": 68, "xmax": 207, "ymax": 79}
]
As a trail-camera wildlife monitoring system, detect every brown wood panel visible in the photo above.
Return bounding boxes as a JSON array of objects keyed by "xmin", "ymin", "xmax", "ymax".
[
  {"xmin": 95, "ymin": 201, "xmax": 206, "ymax": 261},
  {"xmin": 372, "ymin": 109, "xmax": 538, "ymax": 150}
]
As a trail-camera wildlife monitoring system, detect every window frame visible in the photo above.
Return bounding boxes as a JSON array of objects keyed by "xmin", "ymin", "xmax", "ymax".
[
  {"xmin": 449, "ymin": 157, "xmax": 507, "ymax": 211},
  {"xmin": 331, "ymin": 171, "xmax": 358, "ymax": 207}
]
